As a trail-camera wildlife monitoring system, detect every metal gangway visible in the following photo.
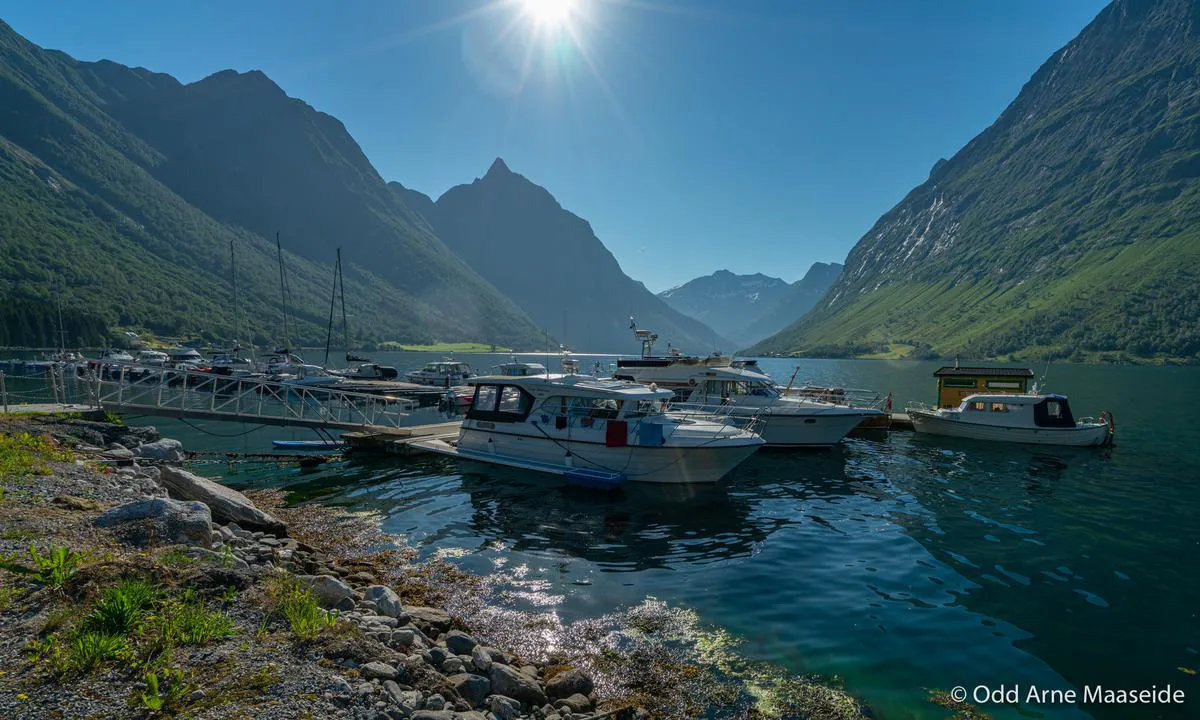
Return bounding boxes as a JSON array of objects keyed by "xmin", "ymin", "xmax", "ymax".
[{"xmin": 82, "ymin": 365, "xmax": 415, "ymax": 432}]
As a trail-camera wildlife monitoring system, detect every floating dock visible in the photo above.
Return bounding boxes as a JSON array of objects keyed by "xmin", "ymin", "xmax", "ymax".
[{"xmin": 342, "ymin": 421, "xmax": 462, "ymax": 456}]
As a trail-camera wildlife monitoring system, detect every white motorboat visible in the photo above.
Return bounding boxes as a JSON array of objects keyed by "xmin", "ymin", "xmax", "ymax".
[
  {"xmin": 907, "ymin": 393, "xmax": 1114, "ymax": 447},
  {"xmin": 134, "ymin": 350, "xmax": 169, "ymax": 366},
  {"xmin": 492, "ymin": 360, "xmax": 547, "ymax": 377},
  {"xmin": 613, "ymin": 326, "xmax": 881, "ymax": 447},
  {"xmin": 281, "ymin": 364, "xmax": 345, "ymax": 387},
  {"xmin": 97, "ymin": 348, "xmax": 134, "ymax": 363},
  {"xmin": 167, "ymin": 348, "xmax": 206, "ymax": 368},
  {"xmin": 418, "ymin": 373, "xmax": 764, "ymax": 484},
  {"xmin": 406, "ymin": 360, "xmax": 473, "ymax": 387}
]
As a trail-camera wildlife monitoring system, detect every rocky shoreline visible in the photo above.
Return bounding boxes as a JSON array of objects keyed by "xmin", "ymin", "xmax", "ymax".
[{"xmin": 0, "ymin": 413, "xmax": 872, "ymax": 719}]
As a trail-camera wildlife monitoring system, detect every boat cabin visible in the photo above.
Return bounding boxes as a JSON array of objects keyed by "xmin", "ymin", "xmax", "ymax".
[
  {"xmin": 947, "ymin": 393, "xmax": 1078, "ymax": 428},
  {"xmin": 167, "ymin": 348, "xmax": 205, "ymax": 366},
  {"xmin": 490, "ymin": 361, "xmax": 547, "ymax": 377},
  {"xmin": 933, "ymin": 366, "xmax": 1034, "ymax": 408},
  {"xmin": 465, "ymin": 376, "xmax": 672, "ymax": 428}
]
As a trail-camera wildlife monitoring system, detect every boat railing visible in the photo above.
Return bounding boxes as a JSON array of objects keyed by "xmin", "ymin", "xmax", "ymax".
[
  {"xmin": 665, "ymin": 401, "xmax": 766, "ymax": 435},
  {"xmin": 782, "ymin": 384, "xmax": 885, "ymax": 409},
  {"xmin": 905, "ymin": 401, "xmax": 934, "ymax": 413}
]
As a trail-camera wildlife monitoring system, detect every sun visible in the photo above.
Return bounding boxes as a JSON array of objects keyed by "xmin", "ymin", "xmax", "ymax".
[{"xmin": 519, "ymin": 0, "xmax": 577, "ymax": 29}]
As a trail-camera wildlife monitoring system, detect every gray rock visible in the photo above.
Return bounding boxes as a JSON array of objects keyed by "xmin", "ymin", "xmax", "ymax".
[
  {"xmin": 104, "ymin": 444, "xmax": 135, "ymax": 460},
  {"xmin": 410, "ymin": 712, "xmax": 456, "ymax": 720},
  {"xmin": 406, "ymin": 605, "xmax": 453, "ymax": 632},
  {"xmin": 470, "ymin": 645, "xmax": 493, "ymax": 672},
  {"xmin": 298, "ymin": 574, "xmax": 355, "ymax": 608},
  {"xmin": 429, "ymin": 647, "xmax": 449, "ymax": 666},
  {"xmin": 363, "ymin": 585, "xmax": 404, "ymax": 618},
  {"xmin": 134, "ymin": 438, "xmax": 185, "ymax": 463},
  {"xmin": 442, "ymin": 656, "xmax": 465, "ymax": 674},
  {"xmin": 361, "ymin": 661, "xmax": 400, "ymax": 681},
  {"xmin": 447, "ymin": 673, "xmax": 489, "ymax": 707},
  {"xmin": 392, "ymin": 628, "xmax": 417, "ymax": 648},
  {"xmin": 488, "ymin": 663, "xmax": 547, "ymax": 707},
  {"xmin": 444, "ymin": 629, "xmax": 477, "ymax": 655},
  {"xmin": 95, "ymin": 498, "xmax": 212, "ymax": 547},
  {"xmin": 159, "ymin": 466, "xmax": 286, "ymax": 534},
  {"xmin": 545, "ymin": 668, "xmax": 593, "ymax": 701},
  {"xmin": 556, "ymin": 694, "xmax": 592, "ymax": 713},
  {"xmin": 330, "ymin": 675, "xmax": 355, "ymax": 696},
  {"xmin": 488, "ymin": 695, "xmax": 521, "ymax": 720},
  {"xmin": 425, "ymin": 694, "xmax": 446, "ymax": 711},
  {"xmin": 383, "ymin": 683, "xmax": 423, "ymax": 713}
]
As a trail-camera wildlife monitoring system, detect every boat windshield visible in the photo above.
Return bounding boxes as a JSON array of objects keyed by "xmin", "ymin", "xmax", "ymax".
[{"xmin": 705, "ymin": 379, "xmax": 779, "ymax": 398}]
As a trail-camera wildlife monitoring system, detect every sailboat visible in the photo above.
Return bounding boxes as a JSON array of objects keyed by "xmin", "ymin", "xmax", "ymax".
[{"xmin": 324, "ymin": 249, "xmax": 399, "ymax": 380}]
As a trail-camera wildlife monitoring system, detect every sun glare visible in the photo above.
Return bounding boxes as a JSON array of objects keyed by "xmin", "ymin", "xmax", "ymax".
[{"xmin": 520, "ymin": 0, "xmax": 576, "ymax": 29}]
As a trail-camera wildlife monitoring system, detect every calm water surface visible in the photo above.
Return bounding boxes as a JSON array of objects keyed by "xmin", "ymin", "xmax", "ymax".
[{"xmin": 112, "ymin": 354, "xmax": 1198, "ymax": 719}]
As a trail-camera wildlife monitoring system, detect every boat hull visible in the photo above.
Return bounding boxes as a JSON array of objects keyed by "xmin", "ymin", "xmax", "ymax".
[
  {"xmin": 750, "ymin": 410, "xmax": 868, "ymax": 447},
  {"xmin": 909, "ymin": 411, "xmax": 1111, "ymax": 447},
  {"xmin": 457, "ymin": 428, "xmax": 759, "ymax": 484}
]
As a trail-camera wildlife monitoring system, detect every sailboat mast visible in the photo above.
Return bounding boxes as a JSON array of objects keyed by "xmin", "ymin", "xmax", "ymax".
[
  {"xmin": 337, "ymin": 248, "xmax": 349, "ymax": 360},
  {"xmin": 276, "ymin": 232, "xmax": 291, "ymax": 350},
  {"xmin": 54, "ymin": 279, "xmax": 67, "ymax": 353},
  {"xmin": 229, "ymin": 240, "xmax": 243, "ymax": 352},
  {"xmin": 324, "ymin": 252, "xmax": 339, "ymax": 366}
]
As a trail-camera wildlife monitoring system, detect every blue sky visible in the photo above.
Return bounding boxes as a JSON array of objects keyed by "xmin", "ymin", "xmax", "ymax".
[{"xmin": 1, "ymin": 0, "xmax": 1108, "ymax": 291}]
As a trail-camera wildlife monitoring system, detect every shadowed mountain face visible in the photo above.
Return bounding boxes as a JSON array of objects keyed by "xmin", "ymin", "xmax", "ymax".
[
  {"xmin": 750, "ymin": 0, "xmax": 1200, "ymax": 362},
  {"xmin": 400, "ymin": 159, "xmax": 734, "ymax": 354},
  {"xmin": 658, "ymin": 265, "xmax": 842, "ymax": 349},
  {"xmin": 0, "ymin": 21, "xmax": 543, "ymax": 348}
]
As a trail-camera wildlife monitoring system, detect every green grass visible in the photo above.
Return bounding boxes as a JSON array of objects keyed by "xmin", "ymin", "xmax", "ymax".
[
  {"xmin": 138, "ymin": 667, "xmax": 194, "ymax": 713},
  {"xmin": 84, "ymin": 578, "xmax": 158, "ymax": 636},
  {"xmin": 0, "ymin": 545, "xmax": 86, "ymax": 589},
  {"xmin": 0, "ymin": 433, "xmax": 73, "ymax": 477},
  {"xmin": 152, "ymin": 590, "xmax": 236, "ymax": 646},
  {"xmin": 157, "ymin": 547, "xmax": 197, "ymax": 568},
  {"xmin": 377, "ymin": 341, "xmax": 510, "ymax": 353},
  {"xmin": 69, "ymin": 631, "xmax": 129, "ymax": 671},
  {"xmin": 267, "ymin": 576, "xmax": 336, "ymax": 639}
]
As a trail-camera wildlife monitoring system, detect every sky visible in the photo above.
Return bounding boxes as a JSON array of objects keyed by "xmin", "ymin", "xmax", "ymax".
[{"xmin": 0, "ymin": 0, "xmax": 1110, "ymax": 291}]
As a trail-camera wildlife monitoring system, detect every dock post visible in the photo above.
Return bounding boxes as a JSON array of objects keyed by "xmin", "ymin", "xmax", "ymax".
[{"xmin": 1, "ymin": 371, "xmax": 7, "ymax": 413}]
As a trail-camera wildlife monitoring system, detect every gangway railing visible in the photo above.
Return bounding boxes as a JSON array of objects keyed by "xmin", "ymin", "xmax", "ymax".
[{"xmin": 84, "ymin": 365, "xmax": 415, "ymax": 431}]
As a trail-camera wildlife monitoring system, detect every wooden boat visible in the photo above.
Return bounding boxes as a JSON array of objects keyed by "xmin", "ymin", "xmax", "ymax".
[{"xmin": 907, "ymin": 393, "xmax": 1114, "ymax": 447}]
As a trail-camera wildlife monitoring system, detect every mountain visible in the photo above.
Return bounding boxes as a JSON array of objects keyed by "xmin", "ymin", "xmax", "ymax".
[
  {"xmin": 739, "ymin": 262, "xmax": 842, "ymax": 348},
  {"xmin": 0, "ymin": 20, "xmax": 544, "ymax": 349},
  {"xmin": 657, "ymin": 268, "xmax": 838, "ymax": 349},
  {"xmin": 401, "ymin": 159, "xmax": 734, "ymax": 354},
  {"xmin": 748, "ymin": 0, "xmax": 1200, "ymax": 363}
]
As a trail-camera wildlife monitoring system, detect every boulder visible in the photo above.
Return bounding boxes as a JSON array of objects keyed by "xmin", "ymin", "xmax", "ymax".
[
  {"xmin": 382, "ymin": 680, "xmax": 421, "ymax": 713},
  {"xmin": 159, "ymin": 466, "xmax": 286, "ymax": 535},
  {"xmin": 488, "ymin": 663, "xmax": 547, "ymax": 707},
  {"xmin": 545, "ymin": 668, "xmax": 594, "ymax": 700},
  {"xmin": 134, "ymin": 438, "xmax": 185, "ymax": 463},
  {"xmin": 95, "ymin": 498, "xmax": 212, "ymax": 547},
  {"xmin": 363, "ymin": 585, "xmax": 404, "ymax": 618},
  {"xmin": 488, "ymin": 695, "xmax": 521, "ymax": 720},
  {"xmin": 442, "ymin": 656, "xmax": 465, "ymax": 674},
  {"xmin": 444, "ymin": 629, "xmax": 477, "ymax": 655},
  {"xmin": 556, "ymin": 693, "xmax": 593, "ymax": 713},
  {"xmin": 297, "ymin": 574, "xmax": 355, "ymax": 608},
  {"xmin": 470, "ymin": 645, "xmax": 493, "ymax": 672},
  {"xmin": 447, "ymin": 673, "xmax": 490, "ymax": 707},
  {"xmin": 406, "ymin": 606, "xmax": 453, "ymax": 633},
  {"xmin": 360, "ymin": 661, "xmax": 400, "ymax": 681},
  {"xmin": 411, "ymin": 712, "xmax": 457, "ymax": 720}
]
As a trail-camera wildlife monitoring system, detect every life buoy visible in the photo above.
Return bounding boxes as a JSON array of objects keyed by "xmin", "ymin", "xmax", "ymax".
[
  {"xmin": 688, "ymin": 378, "xmax": 697, "ymax": 386},
  {"xmin": 1100, "ymin": 410, "xmax": 1115, "ymax": 445}
]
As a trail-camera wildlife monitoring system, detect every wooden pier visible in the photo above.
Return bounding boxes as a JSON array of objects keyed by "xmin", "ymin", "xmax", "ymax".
[{"xmin": 342, "ymin": 421, "xmax": 462, "ymax": 456}]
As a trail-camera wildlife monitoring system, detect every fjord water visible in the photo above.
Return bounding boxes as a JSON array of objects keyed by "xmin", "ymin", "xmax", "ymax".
[{"xmin": 147, "ymin": 355, "xmax": 1197, "ymax": 719}]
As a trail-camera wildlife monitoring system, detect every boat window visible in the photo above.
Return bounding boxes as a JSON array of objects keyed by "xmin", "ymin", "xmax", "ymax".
[
  {"xmin": 943, "ymin": 378, "xmax": 978, "ymax": 389},
  {"xmin": 624, "ymin": 399, "xmax": 664, "ymax": 418},
  {"xmin": 568, "ymin": 396, "xmax": 621, "ymax": 419},
  {"xmin": 539, "ymin": 396, "xmax": 568, "ymax": 415},
  {"xmin": 498, "ymin": 386, "xmax": 531, "ymax": 414},
  {"xmin": 473, "ymin": 386, "xmax": 499, "ymax": 412},
  {"xmin": 990, "ymin": 402, "xmax": 1009, "ymax": 412},
  {"xmin": 968, "ymin": 401, "xmax": 986, "ymax": 411}
]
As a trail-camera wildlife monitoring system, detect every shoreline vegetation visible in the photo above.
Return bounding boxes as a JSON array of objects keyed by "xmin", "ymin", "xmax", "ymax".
[{"xmin": 0, "ymin": 412, "xmax": 892, "ymax": 719}]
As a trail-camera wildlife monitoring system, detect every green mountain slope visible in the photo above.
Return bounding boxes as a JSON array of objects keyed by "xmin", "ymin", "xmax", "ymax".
[
  {"xmin": 748, "ymin": 0, "xmax": 1200, "ymax": 363},
  {"xmin": 410, "ymin": 159, "xmax": 734, "ymax": 354},
  {"xmin": 0, "ymin": 20, "xmax": 543, "ymax": 349}
]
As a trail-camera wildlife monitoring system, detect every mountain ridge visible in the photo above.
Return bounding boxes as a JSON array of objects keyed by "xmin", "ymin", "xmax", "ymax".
[
  {"xmin": 748, "ymin": 0, "xmax": 1200, "ymax": 362},
  {"xmin": 402, "ymin": 158, "xmax": 735, "ymax": 354}
]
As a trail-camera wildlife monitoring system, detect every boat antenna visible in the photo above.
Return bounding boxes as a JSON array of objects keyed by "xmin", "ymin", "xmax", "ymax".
[
  {"xmin": 276, "ymin": 232, "xmax": 292, "ymax": 352},
  {"xmin": 324, "ymin": 250, "xmax": 339, "ymax": 366}
]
